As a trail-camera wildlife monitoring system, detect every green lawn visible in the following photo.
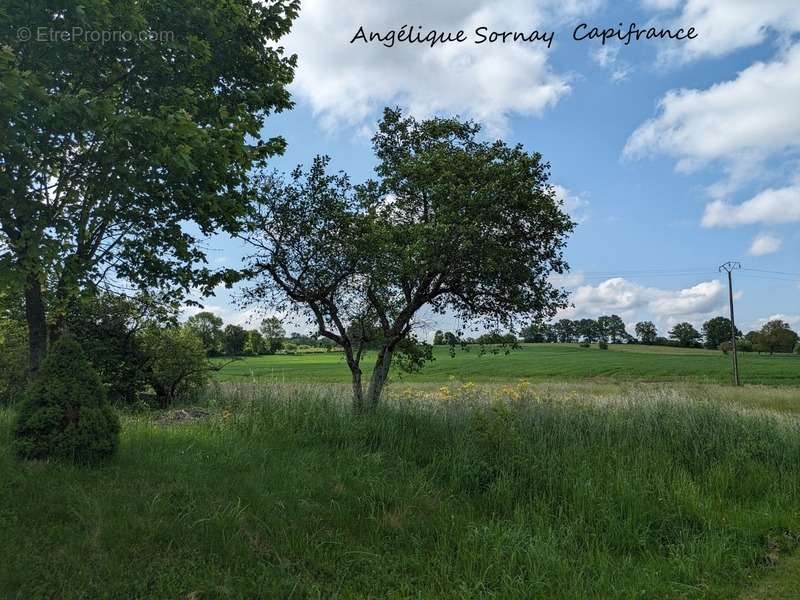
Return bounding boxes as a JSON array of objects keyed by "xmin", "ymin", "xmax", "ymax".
[
  {"xmin": 2, "ymin": 385, "xmax": 800, "ymax": 598},
  {"xmin": 214, "ymin": 343, "xmax": 800, "ymax": 386}
]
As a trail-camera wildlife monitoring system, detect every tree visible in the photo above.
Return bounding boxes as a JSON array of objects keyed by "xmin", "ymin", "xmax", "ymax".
[
  {"xmin": 186, "ymin": 312, "xmax": 224, "ymax": 356},
  {"xmin": 635, "ymin": 321, "xmax": 658, "ymax": 345},
  {"xmin": 140, "ymin": 326, "xmax": 210, "ymax": 408},
  {"xmin": 598, "ymin": 315, "xmax": 627, "ymax": 343},
  {"xmin": 65, "ymin": 292, "xmax": 176, "ymax": 405},
  {"xmin": 702, "ymin": 316, "xmax": 741, "ymax": 350},
  {"xmin": 433, "ymin": 330, "xmax": 445, "ymax": 345},
  {"xmin": 260, "ymin": 317, "xmax": 286, "ymax": 354},
  {"xmin": 13, "ymin": 335, "xmax": 119, "ymax": 463},
  {"xmin": 520, "ymin": 323, "xmax": 553, "ymax": 343},
  {"xmin": 669, "ymin": 322, "xmax": 701, "ymax": 347},
  {"xmin": 0, "ymin": 306, "xmax": 27, "ymax": 405},
  {"xmin": 553, "ymin": 319, "xmax": 577, "ymax": 343},
  {"xmin": 246, "ymin": 330, "xmax": 267, "ymax": 355},
  {"xmin": 222, "ymin": 324, "xmax": 247, "ymax": 356},
  {"xmin": 0, "ymin": 0, "xmax": 299, "ymax": 372},
  {"xmin": 576, "ymin": 319, "xmax": 600, "ymax": 343},
  {"xmin": 243, "ymin": 109, "xmax": 574, "ymax": 410},
  {"xmin": 752, "ymin": 320, "xmax": 799, "ymax": 355},
  {"xmin": 443, "ymin": 331, "xmax": 460, "ymax": 346}
]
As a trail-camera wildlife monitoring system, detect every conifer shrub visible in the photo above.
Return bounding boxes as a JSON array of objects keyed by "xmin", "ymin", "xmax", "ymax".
[{"xmin": 13, "ymin": 335, "xmax": 120, "ymax": 463}]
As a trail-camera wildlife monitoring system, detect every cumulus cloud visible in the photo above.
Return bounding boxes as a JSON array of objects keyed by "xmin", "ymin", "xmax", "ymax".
[
  {"xmin": 747, "ymin": 232, "xmax": 783, "ymax": 256},
  {"xmin": 559, "ymin": 277, "xmax": 726, "ymax": 329},
  {"xmin": 286, "ymin": 0, "xmax": 602, "ymax": 132},
  {"xmin": 624, "ymin": 44, "xmax": 800, "ymax": 171},
  {"xmin": 702, "ymin": 184, "xmax": 800, "ymax": 227},
  {"xmin": 643, "ymin": 0, "xmax": 800, "ymax": 64},
  {"xmin": 553, "ymin": 185, "xmax": 590, "ymax": 223}
]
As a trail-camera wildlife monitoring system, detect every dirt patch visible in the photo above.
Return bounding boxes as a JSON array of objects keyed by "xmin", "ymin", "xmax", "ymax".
[{"xmin": 153, "ymin": 408, "xmax": 211, "ymax": 426}]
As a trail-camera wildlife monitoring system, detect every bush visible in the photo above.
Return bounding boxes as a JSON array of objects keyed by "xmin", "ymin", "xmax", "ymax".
[
  {"xmin": 140, "ymin": 326, "xmax": 209, "ymax": 408},
  {"xmin": 579, "ymin": 341, "xmax": 590, "ymax": 348},
  {"xmin": 0, "ymin": 317, "xmax": 28, "ymax": 406},
  {"xmin": 598, "ymin": 340, "xmax": 609, "ymax": 350},
  {"xmin": 13, "ymin": 336, "xmax": 120, "ymax": 463}
]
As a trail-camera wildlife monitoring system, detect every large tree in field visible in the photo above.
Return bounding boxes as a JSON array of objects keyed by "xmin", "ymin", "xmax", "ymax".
[
  {"xmin": 752, "ymin": 320, "xmax": 799, "ymax": 355},
  {"xmin": 669, "ymin": 322, "xmax": 701, "ymax": 347},
  {"xmin": 597, "ymin": 315, "xmax": 627, "ymax": 343},
  {"xmin": 0, "ymin": 0, "xmax": 298, "ymax": 372},
  {"xmin": 702, "ymin": 316, "xmax": 741, "ymax": 350},
  {"xmin": 186, "ymin": 311, "xmax": 224, "ymax": 356},
  {"xmin": 242, "ymin": 108, "xmax": 574, "ymax": 411},
  {"xmin": 635, "ymin": 321, "xmax": 657, "ymax": 345}
]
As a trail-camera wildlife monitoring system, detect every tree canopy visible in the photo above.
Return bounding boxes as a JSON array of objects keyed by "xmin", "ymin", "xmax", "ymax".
[
  {"xmin": 243, "ymin": 108, "xmax": 574, "ymax": 410},
  {"xmin": 0, "ymin": 0, "xmax": 299, "ymax": 371}
]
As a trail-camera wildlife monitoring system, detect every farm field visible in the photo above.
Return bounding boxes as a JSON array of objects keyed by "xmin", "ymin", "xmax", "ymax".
[
  {"xmin": 2, "ymin": 383, "xmax": 800, "ymax": 598},
  {"xmin": 214, "ymin": 343, "xmax": 800, "ymax": 386}
]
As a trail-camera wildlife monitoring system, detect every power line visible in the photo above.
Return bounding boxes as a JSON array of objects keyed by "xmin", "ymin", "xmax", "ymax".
[{"xmin": 743, "ymin": 268, "xmax": 800, "ymax": 277}]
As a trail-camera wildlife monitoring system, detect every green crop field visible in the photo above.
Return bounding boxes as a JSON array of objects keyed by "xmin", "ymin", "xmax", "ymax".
[{"xmin": 214, "ymin": 343, "xmax": 800, "ymax": 386}]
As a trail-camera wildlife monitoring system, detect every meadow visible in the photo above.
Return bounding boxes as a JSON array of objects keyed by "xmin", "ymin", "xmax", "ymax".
[
  {"xmin": 214, "ymin": 343, "xmax": 800, "ymax": 386},
  {"xmin": 2, "ymin": 381, "xmax": 800, "ymax": 598}
]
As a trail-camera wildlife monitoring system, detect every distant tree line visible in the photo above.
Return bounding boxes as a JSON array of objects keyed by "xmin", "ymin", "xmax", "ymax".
[{"xmin": 433, "ymin": 315, "xmax": 800, "ymax": 354}]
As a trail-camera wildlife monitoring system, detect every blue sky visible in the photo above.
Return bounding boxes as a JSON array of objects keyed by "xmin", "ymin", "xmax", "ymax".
[{"xmin": 194, "ymin": 0, "xmax": 800, "ymax": 339}]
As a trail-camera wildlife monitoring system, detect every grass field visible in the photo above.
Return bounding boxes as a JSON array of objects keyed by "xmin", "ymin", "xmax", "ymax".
[
  {"xmin": 2, "ymin": 383, "xmax": 800, "ymax": 598},
  {"xmin": 214, "ymin": 343, "xmax": 800, "ymax": 386}
]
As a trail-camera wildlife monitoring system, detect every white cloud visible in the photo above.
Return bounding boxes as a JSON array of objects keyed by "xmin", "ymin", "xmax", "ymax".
[
  {"xmin": 747, "ymin": 232, "xmax": 783, "ymax": 256},
  {"xmin": 643, "ymin": 0, "xmax": 800, "ymax": 64},
  {"xmin": 624, "ymin": 44, "xmax": 800, "ymax": 172},
  {"xmin": 590, "ymin": 46, "xmax": 632, "ymax": 83},
  {"xmin": 757, "ymin": 314, "xmax": 800, "ymax": 331},
  {"xmin": 559, "ymin": 277, "xmax": 726, "ymax": 329},
  {"xmin": 553, "ymin": 184, "xmax": 590, "ymax": 223},
  {"xmin": 286, "ymin": 0, "xmax": 602, "ymax": 132},
  {"xmin": 702, "ymin": 184, "xmax": 800, "ymax": 227}
]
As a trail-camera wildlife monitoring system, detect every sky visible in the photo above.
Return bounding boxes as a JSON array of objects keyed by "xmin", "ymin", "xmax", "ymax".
[{"xmin": 193, "ymin": 0, "xmax": 800, "ymax": 340}]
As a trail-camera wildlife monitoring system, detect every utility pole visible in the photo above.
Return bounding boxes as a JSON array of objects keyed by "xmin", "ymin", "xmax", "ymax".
[{"xmin": 719, "ymin": 261, "xmax": 741, "ymax": 386}]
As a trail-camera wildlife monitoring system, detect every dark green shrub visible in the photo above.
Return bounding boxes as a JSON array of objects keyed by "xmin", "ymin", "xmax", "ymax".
[
  {"xmin": 13, "ymin": 335, "xmax": 120, "ymax": 463},
  {"xmin": 598, "ymin": 340, "xmax": 609, "ymax": 350},
  {"xmin": 579, "ymin": 341, "xmax": 590, "ymax": 348},
  {"xmin": 0, "ymin": 317, "xmax": 28, "ymax": 406}
]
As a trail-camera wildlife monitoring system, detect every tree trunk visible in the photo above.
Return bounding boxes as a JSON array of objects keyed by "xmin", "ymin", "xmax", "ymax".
[
  {"xmin": 365, "ymin": 345, "xmax": 394, "ymax": 410},
  {"xmin": 24, "ymin": 273, "xmax": 48, "ymax": 375},
  {"xmin": 350, "ymin": 365, "xmax": 365, "ymax": 412}
]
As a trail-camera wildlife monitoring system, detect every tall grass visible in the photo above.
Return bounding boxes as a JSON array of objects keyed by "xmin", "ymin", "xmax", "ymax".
[{"xmin": 1, "ymin": 383, "xmax": 800, "ymax": 597}]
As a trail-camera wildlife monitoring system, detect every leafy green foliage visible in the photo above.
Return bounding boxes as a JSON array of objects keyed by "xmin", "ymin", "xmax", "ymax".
[
  {"xmin": 669, "ymin": 322, "xmax": 702, "ymax": 347},
  {"xmin": 749, "ymin": 320, "xmax": 799, "ymax": 355},
  {"xmin": 244, "ymin": 108, "xmax": 573, "ymax": 408},
  {"xmin": 140, "ymin": 326, "xmax": 209, "ymax": 408},
  {"xmin": 12, "ymin": 336, "xmax": 119, "ymax": 463},
  {"xmin": 246, "ymin": 330, "xmax": 266, "ymax": 355},
  {"xmin": 702, "ymin": 316, "xmax": 740, "ymax": 349},
  {"xmin": 186, "ymin": 312, "xmax": 224, "ymax": 356},
  {"xmin": 0, "ymin": 0, "xmax": 298, "ymax": 369},
  {"xmin": 222, "ymin": 325, "xmax": 247, "ymax": 356},
  {"xmin": 635, "ymin": 321, "xmax": 658, "ymax": 345},
  {"xmin": 66, "ymin": 292, "xmax": 177, "ymax": 404},
  {"xmin": 0, "ymin": 292, "xmax": 27, "ymax": 405},
  {"xmin": 259, "ymin": 317, "xmax": 285, "ymax": 354}
]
